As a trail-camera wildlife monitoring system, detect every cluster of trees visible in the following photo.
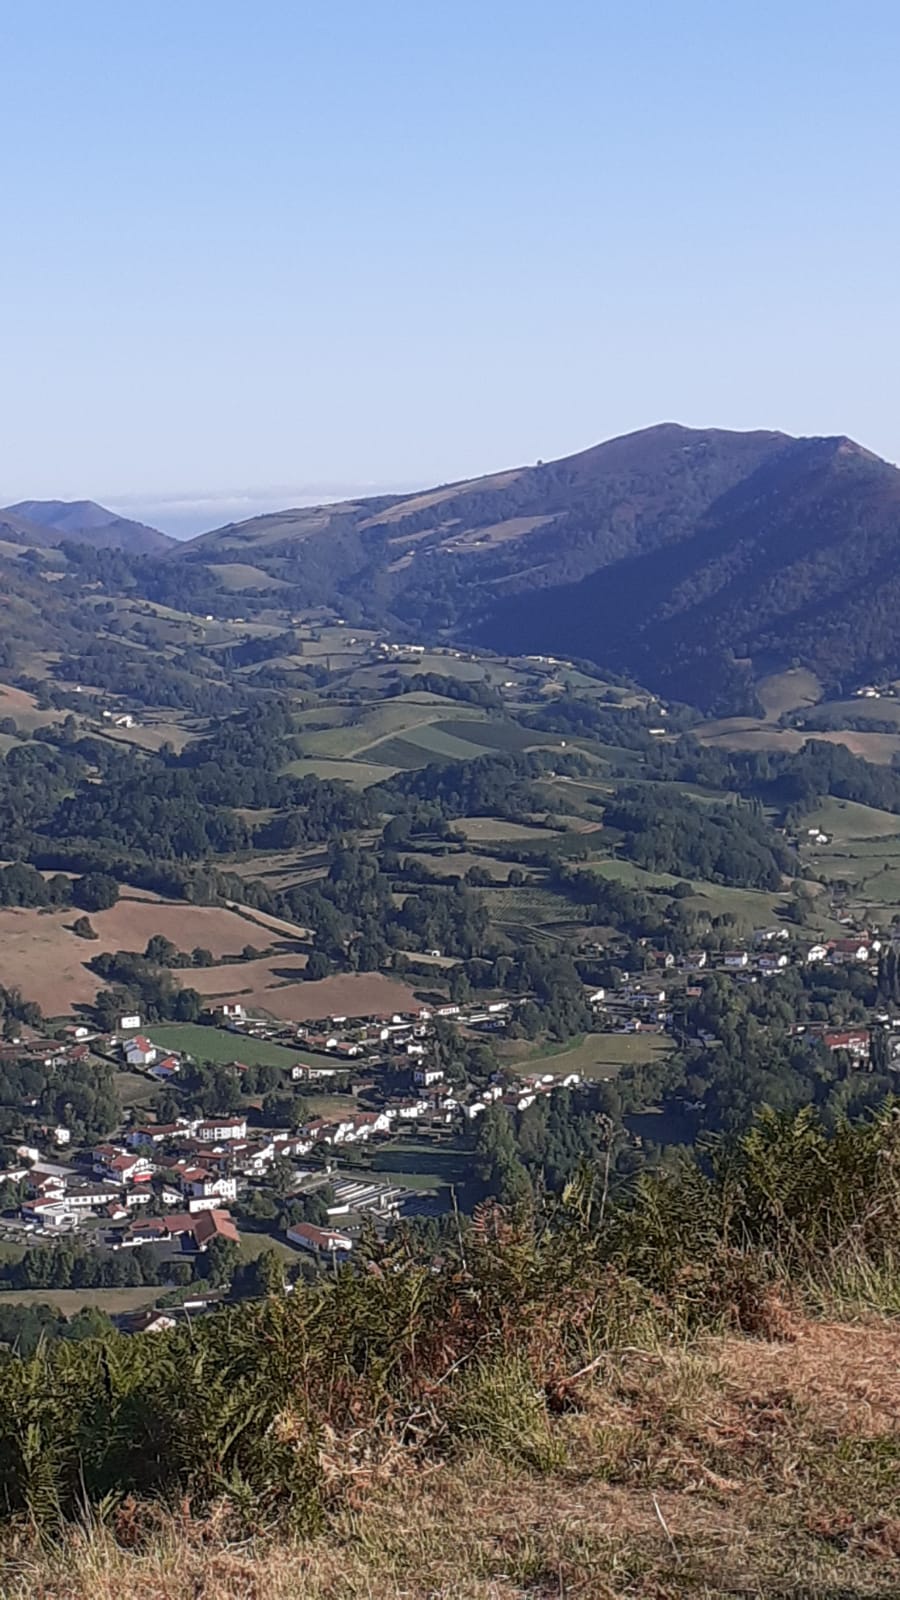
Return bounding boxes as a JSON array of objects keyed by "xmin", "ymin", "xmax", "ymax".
[
  {"xmin": 90, "ymin": 949, "xmax": 203, "ymax": 1026},
  {"xmin": 46, "ymin": 702, "xmax": 373, "ymax": 862},
  {"xmin": 0, "ymin": 1241, "xmax": 181, "ymax": 1293},
  {"xmin": 602, "ymin": 785, "xmax": 794, "ymax": 889},
  {"xmin": 0, "ymin": 1053, "xmax": 119, "ymax": 1142},
  {"xmin": 648, "ymin": 733, "xmax": 900, "ymax": 824},
  {"xmin": 0, "ymin": 1302, "xmax": 114, "ymax": 1359},
  {"xmin": 474, "ymin": 1082, "xmax": 620, "ymax": 1202},
  {"xmin": 53, "ymin": 641, "xmax": 238, "ymax": 716},
  {"xmin": 385, "ymin": 671, "xmax": 502, "ymax": 709},
  {"xmin": 616, "ymin": 965, "xmax": 893, "ymax": 1145}
]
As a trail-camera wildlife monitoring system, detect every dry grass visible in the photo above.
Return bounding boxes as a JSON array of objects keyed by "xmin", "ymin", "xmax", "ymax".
[
  {"xmin": 6, "ymin": 1316, "xmax": 900, "ymax": 1598},
  {"xmin": 0, "ymin": 896, "xmax": 282, "ymax": 1015}
]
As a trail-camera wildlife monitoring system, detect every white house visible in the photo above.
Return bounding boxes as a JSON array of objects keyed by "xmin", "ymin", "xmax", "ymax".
[
  {"xmin": 392, "ymin": 1098, "xmax": 430, "ymax": 1121},
  {"xmin": 125, "ymin": 1036, "xmax": 157, "ymax": 1068},
  {"xmin": 413, "ymin": 1064, "xmax": 444, "ymax": 1087},
  {"xmin": 214, "ymin": 1003, "xmax": 246, "ymax": 1022},
  {"xmin": 805, "ymin": 944, "xmax": 829, "ymax": 964},
  {"xmin": 287, "ymin": 1221, "xmax": 353, "ymax": 1256},
  {"xmin": 195, "ymin": 1117, "xmax": 248, "ymax": 1143},
  {"xmin": 187, "ymin": 1174, "xmax": 238, "ymax": 1204},
  {"xmin": 723, "ymin": 951, "xmax": 749, "ymax": 969},
  {"xmin": 758, "ymin": 953, "xmax": 789, "ymax": 973}
]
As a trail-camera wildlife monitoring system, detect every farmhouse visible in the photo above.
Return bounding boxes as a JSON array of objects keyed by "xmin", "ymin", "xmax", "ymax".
[
  {"xmin": 822, "ymin": 1029, "xmax": 870, "ymax": 1060},
  {"xmin": 287, "ymin": 1221, "xmax": 353, "ymax": 1256},
  {"xmin": 125, "ymin": 1036, "xmax": 157, "ymax": 1068}
]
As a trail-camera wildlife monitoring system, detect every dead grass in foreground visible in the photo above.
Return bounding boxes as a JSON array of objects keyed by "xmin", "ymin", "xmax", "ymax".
[{"xmin": 4, "ymin": 1317, "xmax": 900, "ymax": 1599}]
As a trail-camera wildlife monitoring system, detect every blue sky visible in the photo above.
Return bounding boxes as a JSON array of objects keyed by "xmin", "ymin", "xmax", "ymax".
[{"xmin": 1, "ymin": 1, "xmax": 898, "ymax": 534}]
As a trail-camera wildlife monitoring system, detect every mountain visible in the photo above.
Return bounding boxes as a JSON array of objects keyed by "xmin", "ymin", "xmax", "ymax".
[
  {"xmin": 172, "ymin": 423, "xmax": 900, "ymax": 710},
  {"xmin": 2, "ymin": 499, "xmax": 172, "ymax": 555}
]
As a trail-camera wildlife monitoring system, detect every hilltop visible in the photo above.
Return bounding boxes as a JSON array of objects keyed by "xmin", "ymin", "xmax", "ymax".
[
  {"xmin": 166, "ymin": 423, "xmax": 900, "ymax": 711},
  {"xmin": 1, "ymin": 499, "xmax": 172, "ymax": 555}
]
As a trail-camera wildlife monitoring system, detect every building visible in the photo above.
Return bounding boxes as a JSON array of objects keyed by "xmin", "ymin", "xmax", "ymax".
[
  {"xmin": 195, "ymin": 1116, "xmax": 248, "ymax": 1143},
  {"xmin": 829, "ymin": 940, "xmax": 871, "ymax": 965},
  {"xmin": 125, "ymin": 1036, "xmax": 157, "ymax": 1068},
  {"xmin": 822, "ymin": 1029, "xmax": 870, "ymax": 1060},
  {"xmin": 125, "ymin": 1309, "xmax": 177, "ymax": 1335},
  {"xmin": 287, "ymin": 1221, "xmax": 353, "ymax": 1256}
]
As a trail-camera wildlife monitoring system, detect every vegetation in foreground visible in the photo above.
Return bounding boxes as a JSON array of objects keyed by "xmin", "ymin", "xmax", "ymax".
[{"xmin": 1, "ymin": 1104, "xmax": 899, "ymax": 1597}]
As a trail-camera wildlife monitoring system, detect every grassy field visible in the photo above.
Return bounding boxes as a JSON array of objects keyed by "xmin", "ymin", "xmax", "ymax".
[
  {"xmin": 499, "ymin": 1030, "xmax": 672, "ymax": 1079},
  {"xmin": 286, "ymin": 755, "xmax": 400, "ymax": 786},
  {"xmin": 148, "ymin": 1023, "xmax": 303, "ymax": 1068},
  {"xmin": 0, "ymin": 1287, "xmax": 155, "ymax": 1315},
  {"xmin": 113, "ymin": 1070, "xmax": 161, "ymax": 1112},
  {"xmin": 402, "ymin": 849, "xmax": 519, "ymax": 882},
  {"xmin": 454, "ymin": 816, "xmax": 555, "ymax": 843},
  {"xmin": 803, "ymin": 696, "xmax": 900, "ymax": 729},
  {"xmin": 367, "ymin": 1136, "xmax": 473, "ymax": 1200},
  {"xmin": 756, "ymin": 667, "xmax": 822, "ymax": 720},
  {"xmin": 698, "ymin": 718, "xmax": 900, "ymax": 765},
  {"xmin": 803, "ymin": 797, "xmax": 900, "ymax": 841}
]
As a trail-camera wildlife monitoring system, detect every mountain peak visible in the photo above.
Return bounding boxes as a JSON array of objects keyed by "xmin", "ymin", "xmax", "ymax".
[{"xmin": 1, "ymin": 499, "xmax": 172, "ymax": 555}]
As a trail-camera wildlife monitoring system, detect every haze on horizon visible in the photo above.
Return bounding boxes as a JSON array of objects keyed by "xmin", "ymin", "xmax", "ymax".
[{"xmin": 2, "ymin": 0, "xmax": 899, "ymax": 537}]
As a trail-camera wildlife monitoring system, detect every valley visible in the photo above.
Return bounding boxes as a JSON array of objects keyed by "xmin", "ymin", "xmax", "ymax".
[{"xmin": 2, "ymin": 431, "xmax": 900, "ymax": 1351}]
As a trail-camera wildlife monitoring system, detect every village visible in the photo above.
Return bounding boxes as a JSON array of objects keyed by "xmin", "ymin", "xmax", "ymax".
[{"xmin": 0, "ymin": 905, "xmax": 897, "ymax": 1314}]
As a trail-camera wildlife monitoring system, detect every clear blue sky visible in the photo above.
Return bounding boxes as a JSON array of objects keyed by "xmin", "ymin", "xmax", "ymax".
[{"xmin": 1, "ymin": 1, "xmax": 898, "ymax": 534}]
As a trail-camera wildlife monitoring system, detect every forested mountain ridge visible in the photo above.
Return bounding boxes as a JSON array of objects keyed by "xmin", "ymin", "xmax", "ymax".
[{"xmin": 164, "ymin": 423, "xmax": 900, "ymax": 710}]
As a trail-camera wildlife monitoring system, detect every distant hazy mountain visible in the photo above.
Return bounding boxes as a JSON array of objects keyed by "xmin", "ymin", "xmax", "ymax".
[
  {"xmin": 170, "ymin": 423, "xmax": 900, "ymax": 709},
  {"xmin": 3, "ymin": 499, "xmax": 172, "ymax": 555}
]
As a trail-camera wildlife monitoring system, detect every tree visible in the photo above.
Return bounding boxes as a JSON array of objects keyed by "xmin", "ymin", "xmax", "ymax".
[
  {"xmin": 305, "ymin": 951, "xmax": 330, "ymax": 981},
  {"xmin": 73, "ymin": 873, "xmax": 119, "ymax": 913},
  {"xmin": 72, "ymin": 916, "xmax": 98, "ymax": 940},
  {"xmin": 145, "ymin": 935, "xmax": 179, "ymax": 966},
  {"xmin": 252, "ymin": 1248, "xmax": 285, "ymax": 1297},
  {"xmin": 197, "ymin": 1236, "xmax": 239, "ymax": 1288}
]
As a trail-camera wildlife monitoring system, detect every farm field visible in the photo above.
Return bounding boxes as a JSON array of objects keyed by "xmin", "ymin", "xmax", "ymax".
[
  {"xmin": 191, "ymin": 971, "xmax": 425, "ymax": 1024},
  {"xmin": 147, "ymin": 1023, "xmax": 303, "ymax": 1069},
  {"xmin": 697, "ymin": 718, "xmax": 900, "ymax": 765},
  {"xmin": 499, "ymin": 1030, "xmax": 672, "ymax": 1079},
  {"xmin": 756, "ymin": 668, "xmax": 822, "ymax": 720},
  {"xmin": 453, "ymin": 816, "xmax": 555, "ymax": 843},
  {"xmin": 284, "ymin": 756, "xmax": 399, "ymax": 787},
  {"xmin": 0, "ymin": 1288, "xmax": 156, "ymax": 1315},
  {"xmin": 480, "ymin": 882, "xmax": 579, "ymax": 936},
  {"xmin": 0, "ymin": 895, "xmax": 290, "ymax": 1017},
  {"xmin": 802, "ymin": 798, "xmax": 900, "ymax": 841},
  {"xmin": 184, "ymin": 952, "xmax": 310, "ymax": 1003}
]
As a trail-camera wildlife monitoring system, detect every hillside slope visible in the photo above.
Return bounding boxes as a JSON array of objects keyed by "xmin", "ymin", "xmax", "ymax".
[
  {"xmin": 3, "ymin": 499, "xmax": 171, "ymax": 555},
  {"xmin": 8, "ymin": 1318, "xmax": 900, "ymax": 1599},
  {"xmin": 171, "ymin": 424, "xmax": 900, "ymax": 709}
]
